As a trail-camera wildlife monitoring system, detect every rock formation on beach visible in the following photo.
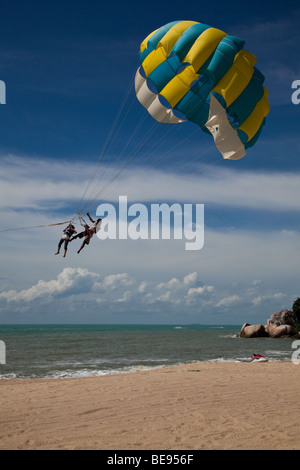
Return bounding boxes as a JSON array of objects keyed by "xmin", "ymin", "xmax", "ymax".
[{"xmin": 240, "ymin": 309, "xmax": 300, "ymax": 339}]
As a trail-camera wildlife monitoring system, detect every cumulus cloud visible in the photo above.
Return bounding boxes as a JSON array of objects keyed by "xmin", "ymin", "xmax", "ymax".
[
  {"xmin": 0, "ymin": 267, "xmax": 100, "ymax": 302},
  {"xmin": 215, "ymin": 295, "xmax": 241, "ymax": 308},
  {"xmin": 185, "ymin": 285, "xmax": 214, "ymax": 306},
  {"xmin": 0, "ymin": 268, "xmax": 135, "ymax": 306},
  {"xmin": 0, "ymin": 268, "xmax": 214, "ymax": 313},
  {"xmin": 183, "ymin": 272, "xmax": 198, "ymax": 286},
  {"xmin": 100, "ymin": 273, "xmax": 134, "ymax": 290},
  {"xmin": 137, "ymin": 281, "xmax": 148, "ymax": 293},
  {"xmin": 0, "ymin": 266, "xmax": 295, "ymax": 323},
  {"xmin": 156, "ymin": 278, "xmax": 182, "ymax": 291},
  {"xmin": 252, "ymin": 292, "xmax": 287, "ymax": 306},
  {"xmin": 114, "ymin": 290, "xmax": 132, "ymax": 303},
  {"xmin": 187, "ymin": 286, "xmax": 214, "ymax": 296}
]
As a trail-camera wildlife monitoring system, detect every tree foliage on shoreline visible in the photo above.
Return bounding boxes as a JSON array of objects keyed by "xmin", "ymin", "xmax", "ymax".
[{"xmin": 292, "ymin": 297, "xmax": 300, "ymax": 329}]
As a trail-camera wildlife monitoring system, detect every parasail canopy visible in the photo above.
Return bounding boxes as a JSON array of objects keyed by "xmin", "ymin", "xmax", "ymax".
[{"xmin": 135, "ymin": 20, "xmax": 270, "ymax": 160}]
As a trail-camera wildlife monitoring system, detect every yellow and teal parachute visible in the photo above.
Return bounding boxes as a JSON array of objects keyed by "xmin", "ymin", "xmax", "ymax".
[{"xmin": 135, "ymin": 20, "xmax": 270, "ymax": 160}]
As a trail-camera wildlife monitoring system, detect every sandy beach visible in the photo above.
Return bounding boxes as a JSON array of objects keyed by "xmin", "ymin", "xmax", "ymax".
[{"xmin": 0, "ymin": 361, "xmax": 299, "ymax": 450}]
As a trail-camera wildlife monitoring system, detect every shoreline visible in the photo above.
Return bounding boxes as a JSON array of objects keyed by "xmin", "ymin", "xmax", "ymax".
[
  {"xmin": 1, "ymin": 361, "xmax": 300, "ymax": 450},
  {"xmin": 0, "ymin": 357, "xmax": 293, "ymax": 381}
]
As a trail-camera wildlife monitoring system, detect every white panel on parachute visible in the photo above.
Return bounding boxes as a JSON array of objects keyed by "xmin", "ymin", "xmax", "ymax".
[
  {"xmin": 205, "ymin": 94, "xmax": 246, "ymax": 160},
  {"xmin": 135, "ymin": 67, "xmax": 186, "ymax": 124}
]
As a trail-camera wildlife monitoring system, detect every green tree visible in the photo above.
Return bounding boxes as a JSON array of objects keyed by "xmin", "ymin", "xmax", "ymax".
[{"xmin": 292, "ymin": 297, "xmax": 300, "ymax": 330}]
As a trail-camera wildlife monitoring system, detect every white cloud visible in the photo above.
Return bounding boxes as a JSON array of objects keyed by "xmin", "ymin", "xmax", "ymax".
[
  {"xmin": 252, "ymin": 292, "xmax": 287, "ymax": 306},
  {"xmin": 156, "ymin": 291, "xmax": 173, "ymax": 303},
  {"xmin": 137, "ymin": 281, "xmax": 148, "ymax": 293},
  {"xmin": 187, "ymin": 285, "xmax": 214, "ymax": 297},
  {"xmin": 0, "ymin": 269, "xmax": 215, "ymax": 311},
  {"xmin": 0, "ymin": 266, "xmax": 296, "ymax": 324},
  {"xmin": 1, "ymin": 155, "xmax": 300, "ymax": 217},
  {"xmin": 183, "ymin": 272, "xmax": 198, "ymax": 286},
  {"xmin": 0, "ymin": 267, "xmax": 99, "ymax": 302},
  {"xmin": 100, "ymin": 273, "xmax": 134, "ymax": 290},
  {"xmin": 114, "ymin": 290, "xmax": 132, "ymax": 303},
  {"xmin": 215, "ymin": 295, "xmax": 241, "ymax": 308},
  {"xmin": 156, "ymin": 278, "xmax": 181, "ymax": 291}
]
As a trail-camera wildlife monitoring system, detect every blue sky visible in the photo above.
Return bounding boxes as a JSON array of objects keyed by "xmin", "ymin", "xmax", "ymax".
[{"xmin": 0, "ymin": 0, "xmax": 299, "ymax": 324}]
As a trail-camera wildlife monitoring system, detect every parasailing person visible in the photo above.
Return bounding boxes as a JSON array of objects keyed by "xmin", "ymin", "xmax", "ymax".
[{"xmin": 70, "ymin": 213, "xmax": 102, "ymax": 254}]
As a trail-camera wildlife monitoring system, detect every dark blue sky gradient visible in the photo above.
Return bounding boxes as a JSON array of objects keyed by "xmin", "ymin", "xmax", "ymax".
[{"xmin": 0, "ymin": 0, "xmax": 299, "ymax": 169}]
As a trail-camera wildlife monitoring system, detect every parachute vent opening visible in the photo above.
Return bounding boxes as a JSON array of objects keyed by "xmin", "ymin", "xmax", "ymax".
[
  {"xmin": 158, "ymin": 94, "xmax": 172, "ymax": 110},
  {"xmin": 157, "ymin": 95, "xmax": 187, "ymax": 122},
  {"xmin": 227, "ymin": 112, "xmax": 240, "ymax": 128},
  {"xmin": 172, "ymin": 108, "xmax": 188, "ymax": 122},
  {"xmin": 190, "ymin": 79, "xmax": 199, "ymax": 90},
  {"xmin": 139, "ymin": 66, "xmax": 147, "ymax": 79},
  {"xmin": 176, "ymin": 63, "xmax": 191, "ymax": 75},
  {"xmin": 189, "ymin": 74, "xmax": 206, "ymax": 92},
  {"xmin": 146, "ymin": 77, "xmax": 158, "ymax": 95}
]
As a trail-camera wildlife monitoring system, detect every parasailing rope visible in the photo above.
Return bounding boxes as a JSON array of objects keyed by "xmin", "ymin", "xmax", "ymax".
[{"xmin": 0, "ymin": 67, "xmax": 226, "ymax": 233}]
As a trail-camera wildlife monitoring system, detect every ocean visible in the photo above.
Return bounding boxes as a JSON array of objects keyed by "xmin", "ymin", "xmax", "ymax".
[{"xmin": 0, "ymin": 324, "xmax": 295, "ymax": 380}]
